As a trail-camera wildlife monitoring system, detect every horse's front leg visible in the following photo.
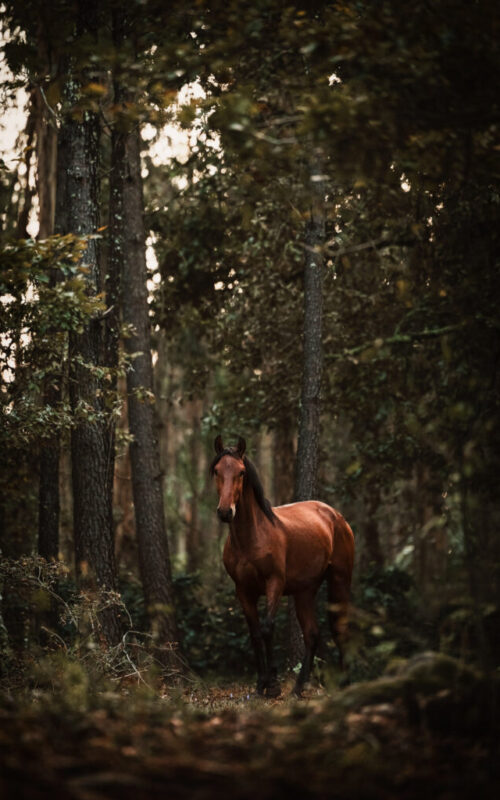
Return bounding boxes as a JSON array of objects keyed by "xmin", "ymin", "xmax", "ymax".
[
  {"xmin": 236, "ymin": 589, "xmax": 267, "ymax": 695},
  {"xmin": 261, "ymin": 576, "xmax": 284, "ymax": 697}
]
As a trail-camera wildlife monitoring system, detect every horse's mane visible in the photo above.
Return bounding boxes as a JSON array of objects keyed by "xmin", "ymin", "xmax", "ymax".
[{"xmin": 210, "ymin": 448, "xmax": 277, "ymax": 524}]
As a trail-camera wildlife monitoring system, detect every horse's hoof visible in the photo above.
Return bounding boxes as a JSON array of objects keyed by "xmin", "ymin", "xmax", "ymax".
[{"xmin": 292, "ymin": 685, "xmax": 303, "ymax": 699}]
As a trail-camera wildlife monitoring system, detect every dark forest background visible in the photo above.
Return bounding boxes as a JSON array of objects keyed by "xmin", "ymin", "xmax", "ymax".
[{"xmin": 1, "ymin": 1, "xmax": 499, "ymax": 797}]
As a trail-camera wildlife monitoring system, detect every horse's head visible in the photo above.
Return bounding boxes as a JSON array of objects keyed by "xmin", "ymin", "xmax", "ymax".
[{"xmin": 211, "ymin": 435, "xmax": 246, "ymax": 523}]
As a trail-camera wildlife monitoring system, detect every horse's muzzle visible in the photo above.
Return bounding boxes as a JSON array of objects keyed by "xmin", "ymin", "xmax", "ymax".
[{"xmin": 217, "ymin": 506, "xmax": 234, "ymax": 523}]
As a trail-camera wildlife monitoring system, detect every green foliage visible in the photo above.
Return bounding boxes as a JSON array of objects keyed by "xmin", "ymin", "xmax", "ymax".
[
  {"xmin": 32, "ymin": 652, "xmax": 91, "ymax": 713},
  {"xmin": 0, "ymin": 234, "xmax": 106, "ymax": 445},
  {"xmin": 357, "ymin": 566, "xmax": 414, "ymax": 626},
  {"xmin": 344, "ymin": 566, "xmax": 425, "ymax": 682},
  {"xmin": 0, "ymin": 231, "xmax": 129, "ymax": 551},
  {"xmin": 437, "ymin": 600, "xmax": 500, "ymax": 667},
  {"xmin": 173, "ymin": 573, "xmax": 257, "ymax": 676}
]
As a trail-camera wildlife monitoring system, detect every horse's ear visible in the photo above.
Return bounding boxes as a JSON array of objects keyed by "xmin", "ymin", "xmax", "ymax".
[
  {"xmin": 214, "ymin": 435, "xmax": 224, "ymax": 454},
  {"xmin": 236, "ymin": 436, "xmax": 246, "ymax": 458}
]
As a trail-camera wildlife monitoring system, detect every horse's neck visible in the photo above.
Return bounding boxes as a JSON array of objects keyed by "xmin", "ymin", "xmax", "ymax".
[{"xmin": 230, "ymin": 484, "xmax": 268, "ymax": 551}]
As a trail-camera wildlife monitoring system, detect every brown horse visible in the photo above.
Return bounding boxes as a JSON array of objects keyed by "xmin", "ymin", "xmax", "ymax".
[{"xmin": 211, "ymin": 435, "xmax": 355, "ymax": 697}]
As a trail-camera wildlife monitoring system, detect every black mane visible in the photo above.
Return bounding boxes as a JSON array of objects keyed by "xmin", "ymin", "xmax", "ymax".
[{"xmin": 210, "ymin": 449, "xmax": 276, "ymax": 524}]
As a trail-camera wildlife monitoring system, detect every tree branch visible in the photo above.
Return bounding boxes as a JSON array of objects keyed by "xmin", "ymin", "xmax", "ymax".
[
  {"xmin": 328, "ymin": 322, "xmax": 467, "ymax": 363},
  {"xmin": 325, "ymin": 235, "xmax": 416, "ymax": 257},
  {"xmin": 37, "ymin": 85, "xmax": 61, "ymax": 129}
]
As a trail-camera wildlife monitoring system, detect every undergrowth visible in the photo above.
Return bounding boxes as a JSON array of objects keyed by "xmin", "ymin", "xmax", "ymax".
[{"xmin": 0, "ymin": 556, "xmax": 496, "ymax": 700}]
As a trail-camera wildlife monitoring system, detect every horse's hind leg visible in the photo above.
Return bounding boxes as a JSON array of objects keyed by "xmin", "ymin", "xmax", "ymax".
[
  {"xmin": 326, "ymin": 564, "xmax": 350, "ymax": 670},
  {"xmin": 292, "ymin": 589, "xmax": 319, "ymax": 697}
]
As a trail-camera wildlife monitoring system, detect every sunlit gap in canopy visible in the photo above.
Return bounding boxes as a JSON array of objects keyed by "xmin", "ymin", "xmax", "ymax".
[
  {"xmin": 140, "ymin": 80, "xmax": 219, "ymax": 177},
  {"xmin": 143, "ymin": 79, "xmax": 222, "ymax": 297}
]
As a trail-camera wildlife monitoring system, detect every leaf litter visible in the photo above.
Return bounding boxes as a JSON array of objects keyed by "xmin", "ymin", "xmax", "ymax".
[{"xmin": 1, "ymin": 654, "xmax": 499, "ymax": 800}]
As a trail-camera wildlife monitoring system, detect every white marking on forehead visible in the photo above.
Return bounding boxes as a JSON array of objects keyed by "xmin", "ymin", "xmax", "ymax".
[{"xmin": 231, "ymin": 504, "xmax": 236, "ymax": 518}]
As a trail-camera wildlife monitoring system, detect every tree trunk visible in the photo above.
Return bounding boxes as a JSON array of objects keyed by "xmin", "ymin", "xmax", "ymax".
[
  {"xmin": 34, "ymin": 88, "xmax": 57, "ymax": 238},
  {"xmin": 16, "ymin": 107, "xmax": 36, "ymax": 238},
  {"xmin": 68, "ymin": 124, "xmax": 121, "ymax": 642},
  {"xmin": 154, "ymin": 337, "xmax": 180, "ymax": 561},
  {"xmin": 186, "ymin": 402, "xmax": 202, "ymax": 573},
  {"xmin": 113, "ymin": 56, "xmax": 179, "ymax": 664},
  {"xmin": 121, "ymin": 127, "xmax": 179, "ymax": 662},
  {"xmin": 272, "ymin": 417, "xmax": 295, "ymax": 506},
  {"xmin": 114, "ymin": 383, "xmax": 136, "ymax": 572},
  {"xmin": 359, "ymin": 484, "xmax": 384, "ymax": 572},
  {"xmin": 289, "ymin": 156, "xmax": 326, "ymax": 666},
  {"xmin": 294, "ymin": 158, "xmax": 325, "ymax": 502},
  {"xmin": 0, "ymin": 601, "xmax": 12, "ymax": 675},
  {"xmin": 38, "ymin": 89, "xmax": 66, "ymax": 562},
  {"xmin": 38, "ymin": 430, "xmax": 60, "ymax": 561},
  {"xmin": 65, "ymin": 5, "xmax": 122, "ymax": 645},
  {"xmin": 458, "ymin": 444, "xmax": 491, "ymax": 673}
]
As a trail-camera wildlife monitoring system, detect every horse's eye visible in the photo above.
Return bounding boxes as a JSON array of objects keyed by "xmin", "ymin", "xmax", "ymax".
[{"xmin": 239, "ymin": 470, "xmax": 245, "ymax": 477}]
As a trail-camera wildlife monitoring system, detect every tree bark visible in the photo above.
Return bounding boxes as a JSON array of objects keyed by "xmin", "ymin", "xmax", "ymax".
[
  {"xmin": 272, "ymin": 417, "xmax": 295, "ymax": 506},
  {"xmin": 114, "ymin": 383, "xmax": 136, "ymax": 572},
  {"xmin": 34, "ymin": 88, "xmax": 57, "ymax": 238},
  {"xmin": 294, "ymin": 158, "xmax": 325, "ymax": 502},
  {"xmin": 16, "ymin": 107, "xmax": 36, "ymax": 238},
  {"xmin": 65, "ymin": 2, "xmax": 122, "ymax": 645},
  {"xmin": 359, "ymin": 484, "xmax": 384, "ymax": 572},
  {"xmin": 289, "ymin": 156, "xmax": 326, "ymax": 665},
  {"xmin": 110, "ymin": 14, "xmax": 179, "ymax": 662},
  {"xmin": 68, "ymin": 113, "xmax": 121, "ymax": 643},
  {"xmin": 38, "ymin": 433, "xmax": 60, "ymax": 561},
  {"xmin": 119, "ymin": 125, "xmax": 179, "ymax": 662},
  {"xmin": 186, "ymin": 402, "xmax": 202, "ymax": 573},
  {"xmin": 38, "ymin": 86, "xmax": 66, "ymax": 562},
  {"xmin": 458, "ymin": 444, "xmax": 491, "ymax": 673}
]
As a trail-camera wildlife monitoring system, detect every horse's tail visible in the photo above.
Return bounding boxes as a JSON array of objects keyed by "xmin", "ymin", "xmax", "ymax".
[{"xmin": 326, "ymin": 511, "xmax": 355, "ymax": 668}]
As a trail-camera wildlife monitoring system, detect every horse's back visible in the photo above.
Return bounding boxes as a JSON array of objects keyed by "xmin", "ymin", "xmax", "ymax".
[
  {"xmin": 270, "ymin": 501, "xmax": 333, "ymax": 587},
  {"xmin": 274, "ymin": 499, "xmax": 354, "ymax": 578},
  {"xmin": 273, "ymin": 499, "xmax": 338, "ymax": 540}
]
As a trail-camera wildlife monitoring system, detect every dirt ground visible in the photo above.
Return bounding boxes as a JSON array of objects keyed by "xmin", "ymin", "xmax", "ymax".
[{"xmin": 1, "ymin": 657, "xmax": 499, "ymax": 800}]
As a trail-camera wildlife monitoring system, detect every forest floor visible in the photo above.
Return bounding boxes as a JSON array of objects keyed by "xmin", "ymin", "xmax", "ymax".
[{"xmin": 1, "ymin": 654, "xmax": 499, "ymax": 800}]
